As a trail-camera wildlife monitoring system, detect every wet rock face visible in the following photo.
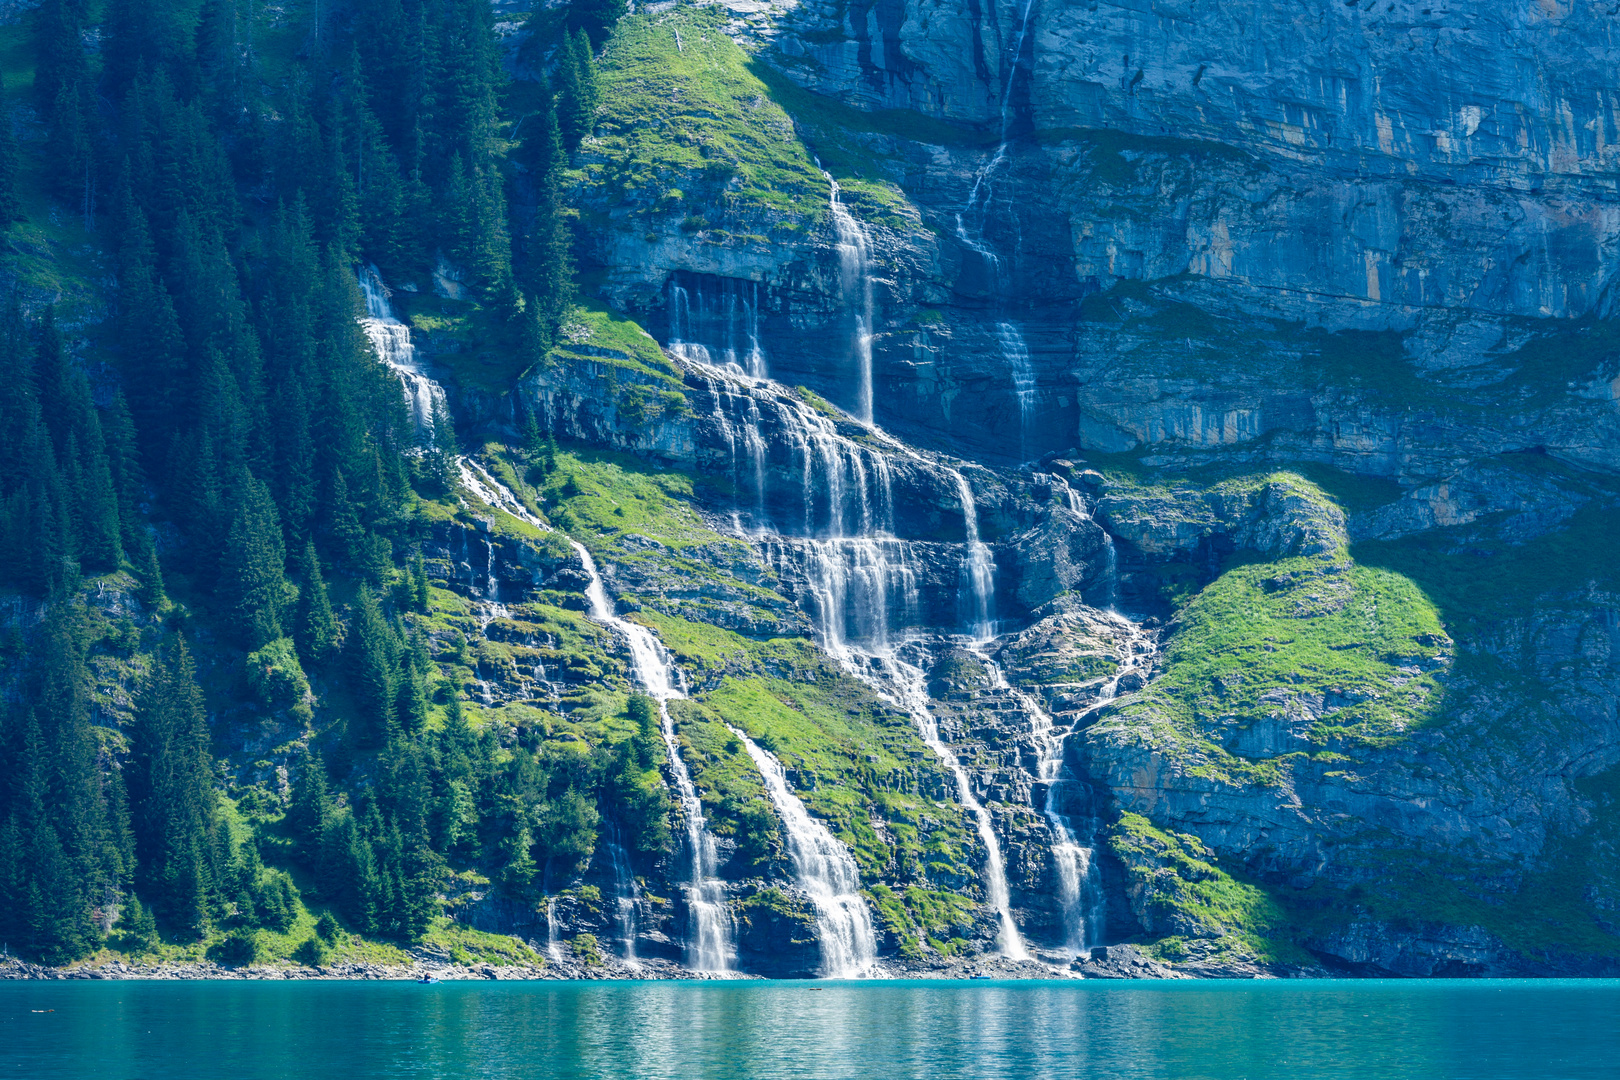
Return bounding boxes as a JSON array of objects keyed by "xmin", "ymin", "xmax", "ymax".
[
  {"xmin": 578, "ymin": 1, "xmax": 1620, "ymax": 477},
  {"xmin": 766, "ymin": 0, "xmax": 1620, "ymax": 318},
  {"xmin": 733, "ymin": 887, "xmax": 822, "ymax": 977}
]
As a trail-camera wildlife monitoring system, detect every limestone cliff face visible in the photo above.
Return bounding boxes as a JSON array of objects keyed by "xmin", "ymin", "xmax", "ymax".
[
  {"xmin": 584, "ymin": 0, "xmax": 1620, "ymax": 478},
  {"xmin": 547, "ymin": 0, "xmax": 1620, "ymax": 974}
]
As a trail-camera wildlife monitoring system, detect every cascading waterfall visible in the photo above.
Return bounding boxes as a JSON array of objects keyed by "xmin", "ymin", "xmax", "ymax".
[
  {"xmin": 457, "ymin": 457, "xmax": 735, "ymax": 971},
  {"xmin": 546, "ymin": 898, "xmax": 565, "ymax": 964},
  {"xmin": 606, "ymin": 823, "xmax": 642, "ymax": 967},
  {"xmin": 668, "ymin": 277, "xmax": 767, "ymax": 379},
  {"xmin": 998, "ymin": 322, "xmax": 1036, "ymax": 462},
  {"xmin": 973, "ymin": 646, "xmax": 1100, "ymax": 955},
  {"xmin": 571, "ymin": 541, "xmax": 736, "ymax": 972},
  {"xmin": 729, "ymin": 726, "xmax": 879, "ymax": 977},
  {"xmin": 357, "ymin": 267, "xmax": 446, "ymax": 442},
  {"xmin": 1099, "ymin": 531, "xmax": 1119, "ymax": 611},
  {"xmin": 953, "ymin": 471, "xmax": 998, "ymax": 642},
  {"xmin": 345, "ymin": 283, "xmax": 735, "ymax": 972},
  {"xmin": 821, "ymin": 167, "xmax": 876, "ymax": 426},
  {"xmin": 684, "ymin": 354, "xmax": 1028, "ymax": 960},
  {"xmin": 870, "ymin": 652, "xmax": 1029, "ymax": 959}
]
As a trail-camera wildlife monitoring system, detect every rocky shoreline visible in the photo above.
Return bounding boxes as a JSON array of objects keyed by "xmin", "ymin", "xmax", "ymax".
[{"xmin": 1, "ymin": 945, "xmax": 1316, "ymax": 983}]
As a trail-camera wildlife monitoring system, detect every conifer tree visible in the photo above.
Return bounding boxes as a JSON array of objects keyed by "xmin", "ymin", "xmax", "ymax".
[
  {"xmin": 295, "ymin": 541, "xmax": 339, "ymax": 665},
  {"xmin": 411, "ymin": 551, "xmax": 430, "ymax": 612},
  {"xmin": 555, "ymin": 29, "xmax": 600, "ymax": 150},
  {"xmin": 516, "ymin": 93, "xmax": 574, "ymax": 343},
  {"xmin": 130, "ymin": 640, "xmax": 220, "ymax": 936},
  {"xmin": 287, "ymin": 749, "xmax": 332, "ymax": 865},
  {"xmin": 112, "ymin": 185, "xmax": 186, "ymax": 463},
  {"xmin": 345, "ymin": 585, "xmax": 396, "ymax": 742},
  {"xmin": 220, "ymin": 476, "xmax": 293, "ymax": 649}
]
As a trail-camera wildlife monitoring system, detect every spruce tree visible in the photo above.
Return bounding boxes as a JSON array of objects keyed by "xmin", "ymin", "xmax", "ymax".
[
  {"xmin": 295, "ymin": 541, "xmax": 339, "ymax": 665},
  {"xmin": 345, "ymin": 586, "xmax": 397, "ymax": 743},
  {"xmin": 129, "ymin": 640, "xmax": 220, "ymax": 936},
  {"xmin": 555, "ymin": 29, "xmax": 599, "ymax": 150},
  {"xmin": 220, "ymin": 476, "xmax": 293, "ymax": 650},
  {"xmin": 411, "ymin": 551, "xmax": 430, "ymax": 612},
  {"xmin": 287, "ymin": 749, "xmax": 332, "ymax": 865},
  {"xmin": 517, "ymin": 93, "xmax": 574, "ymax": 342}
]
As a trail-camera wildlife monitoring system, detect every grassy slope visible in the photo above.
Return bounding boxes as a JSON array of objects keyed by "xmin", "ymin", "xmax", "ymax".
[
  {"xmin": 1094, "ymin": 461, "xmax": 1620, "ymax": 962},
  {"xmin": 485, "ymin": 440, "xmax": 987, "ymax": 953},
  {"xmin": 587, "ymin": 5, "xmax": 826, "ymax": 237}
]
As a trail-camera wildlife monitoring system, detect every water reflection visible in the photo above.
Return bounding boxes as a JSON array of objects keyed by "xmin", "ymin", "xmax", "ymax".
[{"xmin": 4, "ymin": 979, "xmax": 1618, "ymax": 1080}]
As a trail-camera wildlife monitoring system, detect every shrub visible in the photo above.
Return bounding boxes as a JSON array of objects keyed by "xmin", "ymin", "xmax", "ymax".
[
  {"xmin": 293, "ymin": 936, "xmax": 329, "ymax": 967},
  {"xmin": 245, "ymin": 637, "xmax": 315, "ymax": 721},
  {"xmin": 210, "ymin": 928, "xmax": 261, "ymax": 967},
  {"xmin": 315, "ymin": 911, "xmax": 341, "ymax": 942},
  {"xmin": 119, "ymin": 895, "xmax": 159, "ymax": 954}
]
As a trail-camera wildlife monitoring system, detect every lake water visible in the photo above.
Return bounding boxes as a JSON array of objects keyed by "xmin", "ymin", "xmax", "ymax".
[{"xmin": 3, "ymin": 979, "xmax": 1617, "ymax": 1079}]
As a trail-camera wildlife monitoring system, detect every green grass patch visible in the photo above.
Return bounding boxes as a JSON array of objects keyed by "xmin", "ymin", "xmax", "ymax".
[
  {"xmin": 1102, "ymin": 551, "xmax": 1447, "ymax": 785},
  {"xmin": 591, "ymin": 7, "xmax": 827, "ymax": 222},
  {"xmin": 1107, "ymin": 812, "xmax": 1312, "ymax": 966},
  {"xmin": 546, "ymin": 301, "xmax": 682, "ymax": 384}
]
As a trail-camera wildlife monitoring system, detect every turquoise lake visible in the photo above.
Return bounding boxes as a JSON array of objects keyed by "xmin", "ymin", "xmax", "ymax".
[{"xmin": 4, "ymin": 979, "xmax": 1618, "ymax": 1079}]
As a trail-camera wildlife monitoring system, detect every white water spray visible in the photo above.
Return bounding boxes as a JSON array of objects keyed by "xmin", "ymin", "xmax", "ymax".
[
  {"xmin": 357, "ymin": 266, "xmax": 446, "ymax": 442},
  {"xmin": 668, "ymin": 278, "xmax": 767, "ymax": 379},
  {"xmin": 456, "ymin": 456, "xmax": 735, "ymax": 972},
  {"xmin": 545, "ymin": 897, "xmax": 565, "ymax": 964},
  {"xmin": 954, "ymin": 471, "xmax": 997, "ymax": 641},
  {"xmin": 729, "ymin": 726, "xmax": 879, "ymax": 977},
  {"xmin": 821, "ymin": 168, "xmax": 876, "ymax": 426},
  {"xmin": 606, "ymin": 823, "xmax": 642, "ymax": 968},
  {"xmin": 872, "ymin": 653, "xmax": 1028, "ymax": 959},
  {"xmin": 973, "ymin": 646, "xmax": 1101, "ymax": 956},
  {"xmin": 572, "ymin": 542, "xmax": 736, "ymax": 972},
  {"xmin": 683, "ymin": 357, "xmax": 1028, "ymax": 959}
]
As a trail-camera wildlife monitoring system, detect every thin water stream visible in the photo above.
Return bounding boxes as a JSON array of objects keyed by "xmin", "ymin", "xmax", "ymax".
[{"xmin": 729, "ymin": 726, "xmax": 879, "ymax": 977}]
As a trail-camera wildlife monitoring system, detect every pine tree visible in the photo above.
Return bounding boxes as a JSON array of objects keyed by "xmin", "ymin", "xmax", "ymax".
[
  {"xmin": 220, "ymin": 476, "xmax": 293, "ymax": 650},
  {"xmin": 345, "ymin": 585, "xmax": 397, "ymax": 743},
  {"xmin": 287, "ymin": 748, "xmax": 332, "ymax": 866},
  {"xmin": 411, "ymin": 551, "xmax": 429, "ymax": 612},
  {"xmin": 516, "ymin": 93, "xmax": 574, "ymax": 342},
  {"xmin": 295, "ymin": 541, "xmax": 339, "ymax": 665},
  {"xmin": 112, "ymin": 183, "xmax": 186, "ymax": 463},
  {"xmin": 129, "ymin": 640, "xmax": 220, "ymax": 936},
  {"xmin": 555, "ymin": 29, "xmax": 600, "ymax": 151},
  {"xmin": 394, "ymin": 660, "xmax": 428, "ymax": 735}
]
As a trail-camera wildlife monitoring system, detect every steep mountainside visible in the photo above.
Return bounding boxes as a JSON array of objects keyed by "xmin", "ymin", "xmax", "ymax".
[{"xmin": 2, "ymin": 0, "xmax": 1618, "ymax": 981}]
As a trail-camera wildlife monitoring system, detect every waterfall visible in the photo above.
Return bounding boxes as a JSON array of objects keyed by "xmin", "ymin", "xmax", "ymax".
[
  {"xmin": 606, "ymin": 823, "xmax": 642, "ymax": 967},
  {"xmin": 997, "ymin": 322, "xmax": 1036, "ymax": 463},
  {"xmin": 678, "ymin": 356, "xmax": 1028, "ymax": 958},
  {"xmin": 357, "ymin": 266, "xmax": 446, "ymax": 443},
  {"xmin": 973, "ymin": 647, "xmax": 1100, "ymax": 956},
  {"xmin": 545, "ymin": 897, "xmax": 565, "ymax": 964},
  {"xmin": 951, "ymin": 0, "xmax": 1042, "ymax": 459},
  {"xmin": 677, "ymin": 286, "xmax": 1030, "ymax": 965},
  {"xmin": 668, "ymin": 275, "xmax": 766, "ymax": 379},
  {"xmin": 1099, "ymin": 531, "xmax": 1119, "ymax": 611},
  {"xmin": 953, "ymin": 471, "xmax": 997, "ymax": 641},
  {"xmin": 821, "ymin": 168, "xmax": 876, "ymax": 426},
  {"xmin": 456, "ymin": 454, "xmax": 735, "ymax": 971},
  {"xmin": 729, "ymin": 726, "xmax": 879, "ymax": 977},
  {"xmin": 571, "ymin": 540, "xmax": 736, "ymax": 972},
  {"xmin": 458, "ymin": 459, "xmax": 548, "ymax": 532},
  {"xmin": 870, "ymin": 653, "xmax": 1029, "ymax": 960}
]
